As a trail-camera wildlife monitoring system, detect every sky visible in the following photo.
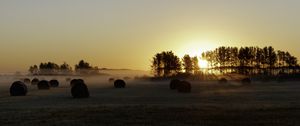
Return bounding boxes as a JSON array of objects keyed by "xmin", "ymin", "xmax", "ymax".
[{"xmin": 0, "ymin": 0, "xmax": 299, "ymax": 72}]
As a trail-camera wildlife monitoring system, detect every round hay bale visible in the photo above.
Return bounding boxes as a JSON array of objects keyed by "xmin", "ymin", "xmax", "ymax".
[
  {"xmin": 218, "ymin": 78, "xmax": 228, "ymax": 84},
  {"xmin": 10, "ymin": 81, "xmax": 27, "ymax": 96},
  {"xmin": 170, "ymin": 79, "xmax": 181, "ymax": 90},
  {"xmin": 71, "ymin": 81, "xmax": 89, "ymax": 98},
  {"xmin": 108, "ymin": 78, "xmax": 115, "ymax": 83},
  {"xmin": 37, "ymin": 80, "xmax": 50, "ymax": 90},
  {"xmin": 66, "ymin": 78, "xmax": 71, "ymax": 82},
  {"xmin": 177, "ymin": 81, "xmax": 191, "ymax": 93},
  {"xmin": 241, "ymin": 78, "xmax": 251, "ymax": 85},
  {"xmin": 70, "ymin": 79, "xmax": 84, "ymax": 87},
  {"xmin": 114, "ymin": 79, "xmax": 126, "ymax": 88},
  {"xmin": 70, "ymin": 79, "xmax": 78, "ymax": 87},
  {"xmin": 31, "ymin": 78, "xmax": 39, "ymax": 85},
  {"xmin": 23, "ymin": 78, "xmax": 31, "ymax": 84},
  {"xmin": 78, "ymin": 79, "xmax": 84, "ymax": 83},
  {"xmin": 49, "ymin": 79, "xmax": 59, "ymax": 87}
]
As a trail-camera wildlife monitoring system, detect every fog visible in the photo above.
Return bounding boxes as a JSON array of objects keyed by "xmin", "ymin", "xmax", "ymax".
[
  {"xmin": 0, "ymin": 70, "xmax": 299, "ymax": 109},
  {"xmin": 1, "ymin": 70, "xmax": 300, "ymax": 125}
]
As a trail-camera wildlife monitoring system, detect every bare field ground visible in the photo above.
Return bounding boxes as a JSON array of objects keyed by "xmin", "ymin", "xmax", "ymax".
[{"xmin": 0, "ymin": 74, "xmax": 300, "ymax": 126}]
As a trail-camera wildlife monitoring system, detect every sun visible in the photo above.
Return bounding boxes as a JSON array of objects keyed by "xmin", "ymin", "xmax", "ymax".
[
  {"xmin": 184, "ymin": 49, "xmax": 209, "ymax": 68},
  {"xmin": 198, "ymin": 59, "xmax": 209, "ymax": 68},
  {"xmin": 175, "ymin": 39, "xmax": 217, "ymax": 68}
]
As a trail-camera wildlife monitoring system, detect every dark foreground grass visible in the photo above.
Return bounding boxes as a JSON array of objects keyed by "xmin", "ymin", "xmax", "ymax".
[{"xmin": 0, "ymin": 105, "xmax": 299, "ymax": 126}]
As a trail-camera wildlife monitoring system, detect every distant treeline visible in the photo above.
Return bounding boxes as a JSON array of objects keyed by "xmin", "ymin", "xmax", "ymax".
[
  {"xmin": 202, "ymin": 46, "xmax": 299, "ymax": 75},
  {"xmin": 29, "ymin": 60, "xmax": 100, "ymax": 75},
  {"xmin": 151, "ymin": 46, "xmax": 300, "ymax": 77},
  {"xmin": 151, "ymin": 51, "xmax": 199, "ymax": 77}
]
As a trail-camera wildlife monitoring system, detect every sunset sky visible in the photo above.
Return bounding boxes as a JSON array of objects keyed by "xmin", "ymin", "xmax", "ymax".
[{"xmin": 0, "ymin": 0, "xmax": 299, "ymax": 72}]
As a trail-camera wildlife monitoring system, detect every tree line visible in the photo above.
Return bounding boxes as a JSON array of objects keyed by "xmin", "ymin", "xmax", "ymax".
[
  {"xmin": 29, "ymin": 60, "xmax": 100, "ymax": 75},
  {"xmin": 151, "ymin": 51, "xmax": 199, "ymax": 77},
  {"xmin": 201, "ymin": 46, "xmax": 299, "ymax": 75},
  {"xmin": 151, "ymin": 46, "xmax": 300, "ymax": 77}
]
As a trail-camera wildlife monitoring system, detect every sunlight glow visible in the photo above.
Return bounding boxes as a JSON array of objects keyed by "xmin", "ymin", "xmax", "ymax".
[
  {"xmin": 198, "ymin": 59, "xmax": 209, "ymax": 68},
  {"xmin": 176, "ymin": 39, "xmax": 218, "ymax": 58},
  {"xmin": 175, "ymin": 39, "xmax": 216, "ymax": 69}
]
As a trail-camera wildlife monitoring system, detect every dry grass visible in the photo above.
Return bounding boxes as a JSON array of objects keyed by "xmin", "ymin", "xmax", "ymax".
[
  {"xmin": 0, "ymin": 106, "xmax": 299, "ymax": 126},
  {"xmin": 0, "ymin": 75, "xmax": 300, "ymax": 126}
]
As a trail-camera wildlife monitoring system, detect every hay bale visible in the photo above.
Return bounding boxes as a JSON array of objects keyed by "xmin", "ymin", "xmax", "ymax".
[
  {"xmin": 170, "ymin": 79, "xmax": 181, "ymax": 90},
  {"xmin": 218, "ymin": 78, "xmax": 228, "ymax": 84},
  {"xmin": 71, "ymin": 81, "xmax": 89, "ymax": 98},
  {"xmin": 78, "ymin": 79, "xmax": 84, "ymax": 83},
  {"xmin": 177, "ymin": 81, "xmax": 191, "ymax": 93},
  {"xmin": 10, "ymin": 81, "xmax": 27, "ymax": 96},
  {"xmin": 70, "ymin": 79, "xmax": 84, "ymax": 87},
  {"xmin": 241, "ymin": 78, "xmax": 251, "ymax": 85},
  {"xmin": 49, "ymin": 79, "xmax": 59, "ymax": 87},
  {"xmin": 108, "ymin": 78, "xmax": 115, "ymax": 83},
  {"xmin": 31, "ymin": 78, "xmax": 39, "ymax": 85},
  {"xmin": 23, "ymin": 78, "xmax": 31, "ymax": 84},
  {"xmin": 114, "ymin": 79, "xmax": 126, "ymax": 88},
  {"xmin": 70, "ymin": 79, "xmax": 78, "ymax": 87},
  {"xmin": 37, "ymin": 80, "xmax": 50, "ymax": 90}
]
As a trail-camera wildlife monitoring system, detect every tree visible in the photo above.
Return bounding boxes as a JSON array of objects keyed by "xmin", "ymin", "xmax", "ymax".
[
  {"xmin": 151, "ymin": 53, "xmax": 163, "ymax": 77},
  {"xmin": 285, "ymin": 52, "xmax": 298, "ymax": 67},
  {"xmin": 200, "ymin": 46, "xmax": 299, "ymax": 75},
  {"xmin": 60, "ymin": 62, "xmax": 73, "ymax": 73},
  {"xmin": 182, "ymin": 54, "xmax": 193, "ymax": 74},
  {"xmin": 192, "ymin": 56, "xmax": 200, "ymax": 74},
  {"xmin": 29, "ymin": 65, "xmax": 38, "ymax": 75},
  {"xmin": 229, "ymin": 47, "xmax": 239, "ymax": 67},
  {"xmin": 216, "ymin": 46, "xmax": 227, "ymax": 67},
  {"xmin": 238, "ymin": 47, "xmax": 253, "ymax": 67},
  {"xmin": 75, "ymin": 60, "xmax": 97, "ymax": 75},
  {"xmin": 255, "ymin": 47, "xmax": 264, "ymax": 68},
  {"xmin": 151, "ymin": 51, "xmax": 181, "ymax": 77},
  {"xmin": 202, "ymin": 51, "xmax": 216, "ymax": 68},
  {"xmin": 75, "ymin": 60, "xmax": 92, "ymax": 70},
  {"xmin": 267, "ymin": 46, "xmax": 277, "ymax": 68},
  {"xmin": 39, "ymin": 62, "xmax": 60, "ymax": 74}
]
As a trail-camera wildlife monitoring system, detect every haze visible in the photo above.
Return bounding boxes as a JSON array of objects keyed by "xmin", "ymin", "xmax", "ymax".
[{"xmin": 0, "ymin": 0, "xmax": 299, "ymax": 72}]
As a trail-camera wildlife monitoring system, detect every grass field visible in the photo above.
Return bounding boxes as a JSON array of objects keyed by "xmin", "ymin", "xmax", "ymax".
[{"xmin": 0, "ymin": 75, "xmax": 299, "ymax": 126}]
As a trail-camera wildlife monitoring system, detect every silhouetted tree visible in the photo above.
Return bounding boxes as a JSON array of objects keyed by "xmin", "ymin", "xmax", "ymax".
[
  {"xmin": 151, "ymin": 51, "xmax": 181, "ymax": 77},
  {"xmin": 277, "ymin": 50, "xmax": 286, "ymax": 67},
  {"xmin": 182, "ymin": 54, "xmax": 193, "ymax": 74},
  {"xmin": 216, "ymin": 46, "xmax": 227, "ymax": 67},
  {"xmin": 202, "ymin": 51, "xmax": 216, "ymax": 68},
  {"xmin": 60, "ymin": 62, "xmax": 72, "ymax": 71},
  {"xmin": 255, "ymin": 47, "xmax": 264, "ymax": 68},
  {"xmin": 238, "ymin": 47, "xmax": 253, "ymax": 67},
  {"xmin": 75, "ymin": 60, "xmax": 92, "ymax": 70},
  {"xmin": 285, "ymin": 52, "xmax": 298, "ymax": 67},
  {"xmin": 200, "ymin": 46, "xmax": 299, "ymax": 75},
  {"xmin": 39, "ymin": 62, "xmax": 60, "ymax": 75},
  {"xmin": 266, "ymin": 46, "xmax": 277, "ymax": 68},
  {"xmin": 75, "ymin": 60, "xmax": 100, "ymax": 75},
  {"xmin": 151, "ymin": 53, "xmax": 163, "ymax": 77},
  {"xmin": 29, "ymin": 65, "xmax": 38, "ymax": 75},
  {"xmin": 229, "ymin": 47, "xmax": 239, "ymax": 67},
  {"xmin": 192, "ymin": 56, "xmax": 200, "ymax": 74}
]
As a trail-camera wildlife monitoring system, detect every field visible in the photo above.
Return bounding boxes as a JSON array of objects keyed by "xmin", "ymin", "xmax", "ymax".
[{"xmin": 0, "ymin": 73, "xmax": 300, "ymax": 126}]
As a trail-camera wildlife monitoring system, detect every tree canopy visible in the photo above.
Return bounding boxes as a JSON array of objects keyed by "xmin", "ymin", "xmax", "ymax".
[
  {"xmin": 151, "ymin": 46, "xmax": 299, "ymax": 77},
  {"xmin": 28, "ymin": 60, "xmax": 100, "ymax": 75},
  {"xmin": 151, "ymin": 51, "xmax": 181, "ymax": 77}
]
